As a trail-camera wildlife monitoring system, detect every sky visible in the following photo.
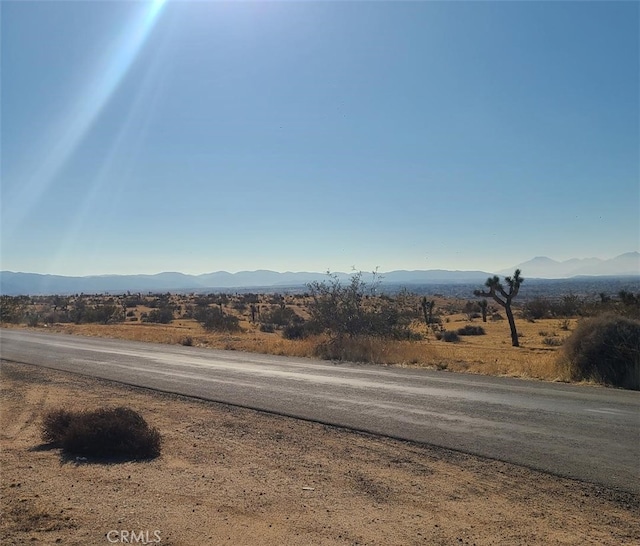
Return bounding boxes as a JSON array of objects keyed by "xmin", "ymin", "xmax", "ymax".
[{"xmin": 1, "ymin": 0, "xmax": 638, "ymax": 276}]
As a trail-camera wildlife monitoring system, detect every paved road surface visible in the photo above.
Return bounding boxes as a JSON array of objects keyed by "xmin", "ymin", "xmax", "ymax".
[{"xmin": 2, "ymin": 329, "xmax": 638, "ymax": 493}]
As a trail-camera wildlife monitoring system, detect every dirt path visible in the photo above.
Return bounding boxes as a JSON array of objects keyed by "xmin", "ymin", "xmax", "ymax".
[{"xmin": 1, "ymin": 360, "xmax": 638, "ymax": 545}]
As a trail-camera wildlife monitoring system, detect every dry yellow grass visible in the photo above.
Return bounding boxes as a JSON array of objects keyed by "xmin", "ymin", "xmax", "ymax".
[
  {"xmin": 4, "ymin": 291, "xmax": 582, "ymax": 382},
  {"xmin": 428, "ymin": 314, "xmax": 577, "ymax": 381},
  {"xmin": 12, "ymin": 312, "xmax": 577, "ymax": 383}
]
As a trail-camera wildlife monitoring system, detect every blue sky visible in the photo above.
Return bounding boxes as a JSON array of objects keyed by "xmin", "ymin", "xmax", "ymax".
[{"xmin": 2, "ymin": 0, "xmax": 638, "ymax": 276}]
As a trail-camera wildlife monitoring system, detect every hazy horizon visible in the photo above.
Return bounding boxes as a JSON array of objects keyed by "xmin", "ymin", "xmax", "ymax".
[
  {"xmin": 2, "ymin": 1, "xmax": 638, "ymax": 277},
  {"xmin": 2, "ymin": 250, "xmax": 638, "ymax": 278}
]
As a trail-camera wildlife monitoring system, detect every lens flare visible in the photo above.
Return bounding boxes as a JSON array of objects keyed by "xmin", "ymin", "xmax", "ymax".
[{"xmin": 4, "ymin": 0, "xmax": 169, "ymax": 238}]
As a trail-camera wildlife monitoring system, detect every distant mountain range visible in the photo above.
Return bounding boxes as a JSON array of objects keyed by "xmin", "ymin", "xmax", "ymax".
[
  {"xmin": 0, "ymin": 269, "xmax": 492, "ymax": 296},
  {"xmin": 1, "ymin": 252, "xmax": 638, "ymax": 295},
  {"xmin": 497, "ymin": 252, "xmax": 639, "ymax": 279}
]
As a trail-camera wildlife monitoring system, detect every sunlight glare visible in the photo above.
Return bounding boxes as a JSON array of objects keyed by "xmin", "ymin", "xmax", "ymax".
[{"xmin": 4, "ymin": 0, "xmax": 169, "ymax": 238}]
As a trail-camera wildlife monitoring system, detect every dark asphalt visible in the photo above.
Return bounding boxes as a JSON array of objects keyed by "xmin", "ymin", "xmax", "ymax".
[{"xmin": 1, "ymin": 329, "xmax": 638, "ymax": 493}]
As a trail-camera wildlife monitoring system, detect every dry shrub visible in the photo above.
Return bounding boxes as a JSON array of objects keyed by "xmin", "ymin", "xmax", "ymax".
[
  {"xmin": 561, "ymin": 314, "xmax": 640, "ymax": 390},
  {"xmin": 41, "ymin": 408, "xmax": 74, "ymax": 444},
  {"xmin": 457, "ymin": 325, "xmax": 486, "ymax": 336},
  {"xmin": 41, "ymin": 407, "xmax": 162, "ymax": 459},
  {"xmin": 313, "ymin": 336, "xmax": 431, "ymax": 365},
  {"xmin": 435, "ymin": 331, "xmax": 460, "ymax": 343},
  {"xmin": 315, "ymin": 337, "xmax": 386, "ymax": 363}
]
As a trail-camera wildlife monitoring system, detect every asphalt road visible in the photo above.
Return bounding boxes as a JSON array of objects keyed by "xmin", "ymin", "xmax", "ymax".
[{"xmin": 2, "ymin": 329, "xmax": 639, "ymax": 493}]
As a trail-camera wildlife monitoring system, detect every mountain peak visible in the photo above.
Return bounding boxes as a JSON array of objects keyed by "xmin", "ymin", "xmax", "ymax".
[
  {"xmin": 615, "ymin": 251, "xmax": 640, "ymax": 259},
  {"xmin": 499, "ymin": 252, "xmax": 639, "ymax": 278}
]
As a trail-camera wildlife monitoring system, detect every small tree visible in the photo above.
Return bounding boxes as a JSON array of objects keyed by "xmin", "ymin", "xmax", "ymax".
[{"xmin": 475, "ymin": 269, "xmax": 524, "ymax": 347}]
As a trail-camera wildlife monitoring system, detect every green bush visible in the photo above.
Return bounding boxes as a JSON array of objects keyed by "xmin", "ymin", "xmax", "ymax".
[
  {"xmin": 26, "ymin": 313, "xmax": 40, "ymax": 327},
  {"xmin": 282, "ymin": 323, "xmax": 306, "ymax": 339},
  {"xmin": 282, "ymin": 320, "xmax": 323, "ymax": 340},
  {"xmin": 41, "ymin": 407, "xmax": 161, "ymax": 459},
  {"xmin": 307, "ymin": 272, "xmax": 414, "ymax": 340},
  {"xmin": 522, "ymin": 297, "xmax": 552, "ymax": 320},
  {"xmin": 144, "ymin": 307, "xmax": 174, "ymax": 324},
  {"xmin": 562, "ymin": 314, "xmax": 640, "ymax": 390},
  {"xmin": 195, "ymin": 307, "xmax": 240, "ymax": 332},
  {"xmin": 260, "ymin": 307, "xmax": 302, "ymax": 328}
]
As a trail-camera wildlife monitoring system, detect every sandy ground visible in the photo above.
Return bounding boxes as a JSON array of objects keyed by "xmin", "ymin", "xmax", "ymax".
[{"xmin": 1, "ymin": 360, "xmax": 638, "ymax": 546}]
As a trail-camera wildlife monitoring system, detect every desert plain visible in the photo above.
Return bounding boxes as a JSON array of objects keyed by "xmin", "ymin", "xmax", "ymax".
[{"xmin": 2, "ymin": 290, "xmax": 639, "ymax": 544}]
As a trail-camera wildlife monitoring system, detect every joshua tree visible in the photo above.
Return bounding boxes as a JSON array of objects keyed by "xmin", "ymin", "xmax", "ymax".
[
  {"xmin": 478, "ymin": 299, "xmax": 488, "ymax": 323},
  {"xmin": 474, "ymin": 270, "xmax": 524, "ymax": 347},
  {"xmin": 421, "ymin": 297, "xmax": 435, "ymax": 326}
]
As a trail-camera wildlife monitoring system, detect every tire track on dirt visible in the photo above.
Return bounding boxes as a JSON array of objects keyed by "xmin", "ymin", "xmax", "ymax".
[{"xmin": 0, "ymin": 364, "xmax": 50, "ymax": 442}]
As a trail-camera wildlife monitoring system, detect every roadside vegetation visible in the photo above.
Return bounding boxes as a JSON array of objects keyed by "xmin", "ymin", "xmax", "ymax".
[
  {"xmin": 2, "ymin": 276, "xmax": 639, "ymax": 389},
  {"xmin": 560, "ymin": 314, "xmax": 640, "ymax": 390},
  {"xmin": 41, "ymin": 406, "xmax": 162, "ymax": 459}
]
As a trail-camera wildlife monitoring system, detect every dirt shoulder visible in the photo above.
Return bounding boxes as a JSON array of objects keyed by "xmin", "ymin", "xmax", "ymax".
[{"xmin": 1, "ymin": 360, "xmax": 638, "ymax": 546}]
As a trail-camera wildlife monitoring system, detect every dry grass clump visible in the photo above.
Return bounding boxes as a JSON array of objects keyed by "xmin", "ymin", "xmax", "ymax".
[
  {"xmin": 41, "ymin": 406, "xmax": 161, "ymax": 459},
  {"xmin": 239, "ymin": 334, "xmax": 320, "ymax": 357},
  {"xmin": 313, "ymin": 336, "xmax": 437, "ymax": 366},
  {"xmin": 434, "ymin": 342, "xmax": 567, "ymax": 381}
]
